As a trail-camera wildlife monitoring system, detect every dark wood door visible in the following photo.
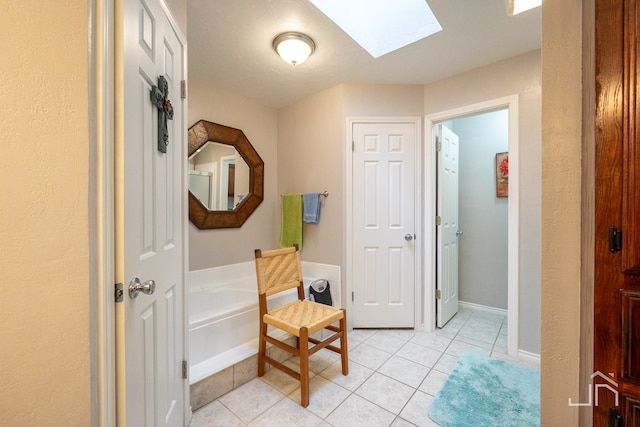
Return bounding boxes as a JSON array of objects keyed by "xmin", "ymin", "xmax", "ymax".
[{"xmin": 594, "ymin": 0, "xmax": 640, "ymax": 425}]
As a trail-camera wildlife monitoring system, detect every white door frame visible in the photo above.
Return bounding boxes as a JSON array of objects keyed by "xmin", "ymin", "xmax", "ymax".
[
  {"xmin": 424, "ymin": 95, "xmax": 519, "ymax": 356},
  {"xmin": 90, "ymin": 0, "xmax": 190, "ymax": 425},
  {"xmin": 345, "ymin": 116, "xmax": 423, "ymax": 330}
]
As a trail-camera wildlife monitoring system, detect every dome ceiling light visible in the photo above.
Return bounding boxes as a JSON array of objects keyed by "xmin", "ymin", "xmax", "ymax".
[{"xmin": 272, "ymin": 32, "xmax": 316, "ymax": 65}]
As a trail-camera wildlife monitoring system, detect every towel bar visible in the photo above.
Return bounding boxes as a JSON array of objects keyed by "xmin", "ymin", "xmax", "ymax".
[{"xmin": 281, "ymin": 191, "xmax": 329, "ymax": 198}]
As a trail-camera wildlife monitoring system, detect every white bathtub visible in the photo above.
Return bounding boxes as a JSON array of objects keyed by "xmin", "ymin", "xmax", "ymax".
[{"xmin": 188, "ymin": 261, "xmax": 341, "ymax": 384}]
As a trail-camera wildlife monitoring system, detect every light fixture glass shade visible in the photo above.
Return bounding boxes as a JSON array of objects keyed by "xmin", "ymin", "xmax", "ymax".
[{"xmin": 273, "ymin": 32, "xmax": 315, "ymax": 65}]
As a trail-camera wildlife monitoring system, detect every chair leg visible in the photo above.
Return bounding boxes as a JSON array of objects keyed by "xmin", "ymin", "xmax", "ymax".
[
  {"xmin": 258, "ymin": 321, "xmax": 267, "ymax": 377},
  {"xmin": 339, "ymin": 312, "xmax": 349, "ymax": 375},
  {"xmin": 299, "ymin": 327, "xmax": 310, "ymax": 407}
]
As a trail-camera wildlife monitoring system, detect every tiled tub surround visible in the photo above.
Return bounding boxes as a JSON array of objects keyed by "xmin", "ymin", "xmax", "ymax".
[
  {"xmin": 188, "ymin": 261, "xmax": 341, "ymax": 410},
  {"xmin": 191, "ymin": 308, "xmax": 540, "ymax": 426}
]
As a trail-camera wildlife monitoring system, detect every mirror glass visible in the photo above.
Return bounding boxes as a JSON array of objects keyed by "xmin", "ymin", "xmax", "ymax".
[
  {"xmin": 188, "ymin": 142, "xmax": 250, "ymax": 211},
  {"xmin": 188, "ymin": 119, "xmax": 264, "ymax": 229}
]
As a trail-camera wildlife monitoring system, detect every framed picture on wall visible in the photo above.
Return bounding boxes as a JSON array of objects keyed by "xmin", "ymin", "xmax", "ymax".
[{"xmin": 496, "ymin": 152, "xmax": 509, "ymax": 198}]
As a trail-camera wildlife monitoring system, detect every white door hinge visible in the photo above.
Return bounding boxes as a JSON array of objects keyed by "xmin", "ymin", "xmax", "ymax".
[
  {"xmin": 435, "ymin": 289, "xmax": 441, "ymax": 299},
  {"xmin": 182, "ymin": 360, "xmax": 188, "ymax": 379},
  {"xmin": 180, "ymin": 80, "xmax": 187, "ymax": 99},
  {"xmin": 436, "ymin": 216, "xmax": 442, "ymax": 226}
]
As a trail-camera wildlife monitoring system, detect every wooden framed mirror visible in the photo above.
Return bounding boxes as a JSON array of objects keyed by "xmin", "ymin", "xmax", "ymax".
[{"xmin": 188, "ymin": 120, "xmax": 264, "ymax": 229}]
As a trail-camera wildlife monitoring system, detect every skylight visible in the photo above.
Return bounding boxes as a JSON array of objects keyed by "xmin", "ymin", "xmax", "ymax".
[
  {"xmin": 308, "ymin": 0, "xmax": 442, "ymax": 58},
  {"xmin": 507, "ymin": 0, "xmax": 542, "ymax": 16}
]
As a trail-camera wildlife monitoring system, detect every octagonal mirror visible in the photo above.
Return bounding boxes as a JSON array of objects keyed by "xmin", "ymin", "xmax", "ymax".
[{"xmin": 188, "ymin": 120, "xmax": 264, "ymax": 229}]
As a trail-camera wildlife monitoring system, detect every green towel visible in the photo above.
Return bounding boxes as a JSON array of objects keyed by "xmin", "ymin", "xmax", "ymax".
[{"xmin": 280, "ymin": 193, "xmax": 302, "ymax": 249}]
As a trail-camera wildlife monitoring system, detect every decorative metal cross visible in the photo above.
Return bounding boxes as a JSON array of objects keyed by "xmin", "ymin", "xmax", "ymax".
[{"xmin": 150, "ymin": 75, "xmax": 174, "ymax": 153}]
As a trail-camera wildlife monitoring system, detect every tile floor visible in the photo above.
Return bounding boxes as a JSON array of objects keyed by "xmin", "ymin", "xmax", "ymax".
[{"xmin": 190, "ymin": 308, "xmax": 537, "ymax": 427}]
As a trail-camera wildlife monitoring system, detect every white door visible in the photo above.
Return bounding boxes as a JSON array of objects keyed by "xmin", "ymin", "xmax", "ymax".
[
  {"xmin": 115, "ymin": 0, "xmax": 186, "ymax": 425},
  {"xmin": 352, "ymin": 121, "xmax": 416, "ymax": 328},
  {"xmin": 436, "ymin": 124, "xmax": 460, "ymax": 327}
]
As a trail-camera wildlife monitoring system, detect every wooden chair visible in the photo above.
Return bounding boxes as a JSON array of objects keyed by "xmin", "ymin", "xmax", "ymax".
[{"xmin": 254, "ymin": 245, "xmax": 348, "ymax": 407}]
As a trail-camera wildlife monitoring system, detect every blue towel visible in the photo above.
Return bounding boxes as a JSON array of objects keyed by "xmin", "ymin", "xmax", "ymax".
[{"xmin": 303, "ymin": 193, "xmax": 321, "ymax": 224}]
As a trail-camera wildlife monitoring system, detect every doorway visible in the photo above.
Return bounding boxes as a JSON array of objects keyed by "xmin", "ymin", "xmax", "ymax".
[
  {"xmin": 437, "ymin": 109, "xmax": 510, "ymax": 327},
  {"xmin": 425, "ymin": 95, "xmax": 519, "ymax": 356},
  {"xmin": 93, "ymin": 0, "xmax": 190, "ymax": 425}
]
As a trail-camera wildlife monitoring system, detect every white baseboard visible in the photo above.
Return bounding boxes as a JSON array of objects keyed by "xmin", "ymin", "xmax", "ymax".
[
  {"xmin": 517, "ymin": 349, "xmax": 541, "ymax": 367},
  {"xmin": 459, "ymin": 300, "xmax": 508, "ymax": 316}
]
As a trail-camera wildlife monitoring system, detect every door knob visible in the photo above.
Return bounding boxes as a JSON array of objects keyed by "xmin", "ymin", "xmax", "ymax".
[
  {"xmin": 404, "ymin": 233, "xmax": 414, "ymax": 241},
  {"xmin": 129, "ymin": 277, "xmax": 156, "ymax": 298},
  {"xmin": 456, "ymin": 230, "xmax": 464, "ymax": 237}
]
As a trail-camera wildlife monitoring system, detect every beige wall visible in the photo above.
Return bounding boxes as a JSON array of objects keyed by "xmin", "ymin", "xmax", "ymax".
[
  {"xmin": 277, "ymin": 84, "xmax": 423, "ymax": 274},
  {"xmin": 541, "ymin": 0, "xmax": 586, "ymax": 424},
  {"xmin": 277, "ymin": 85, "xmax": 346, "ymax": 266},
  {"xmin": 164, "ymin": 0, "xmax": 187, "ymax": 33},
  {"xmin": 343, "ymin": 84, "xmax": 424, "ymax": 117},
  {"xmin": 188, "ymin": 82, "xmax": 279, "ymax": 269},
  {"xmin": 424, "ymin": 50, "xmax": 542, "ymax": 354},
  {"xmin": 0, "ymin": 1, "xmax": 91, "ymax": 426}
]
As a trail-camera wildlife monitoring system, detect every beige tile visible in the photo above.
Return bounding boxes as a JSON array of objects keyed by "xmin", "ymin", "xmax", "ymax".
[
  {"xmin": 349, "ymin": 328, "xmax": 377, "ymax": 343},
  {"xmin": 399, "ymin": 390, "xmax": 442, "ymax": 426},
  {"xmin": 348, "ymin": 342, "xmax": 392, "ymax": 370},
  {"xmin": 432, "ymin": 353, "xmax": 459, "ymax": 375},
  {"xmin": 395, "ymin": 342, "xmax": 442, "ymax": 368},
  {"xmin": 364, "ymin": 332, "xmax": 407, "ymax": 353},
  {"xmin": 249, "ymin": 397, "xmax": 323, "ymax": 427},
  {"xmin": 499, "ymin": 322, "xmax": 508, "ymax": 336},
  {"xmin": 288, "ymin": 375, "xmax": 350, "ymax": 418},
  {"xmin": 319, "ymin": 359, "xmax": 373, "ymax": 392},
  {"xmin": 309, "ymin": 348, "xmax": 341, "ymax": 373},
  {"xmin": 190, "ymin": 366, "xmax": 233, "ymax": 411},
  {"xmin": 193, "ymin": 309, "xmax": 520, "ymax": 426},
  {"xmin": 281, "ymin": 356, "xmax": 318, "ymax": 380},
  {"xmin": 457, "ymin": 324, "xmax": 499, "ymax": 345},
  {"xmin": 467, "ymin": 311, "xmax": 505, "ymax": 325},
  {"xmin": 218, "ymin": 378, "xmax": 285, "ymax": 424},
  {"xmin": 492, "ymin": 333, "xmax": 508, "ymax": 355},
  {"xmin": 267, "ymin": 336, "xmax": 296, "ymax": 364},
  {"xmin": 431, "ymin": 327, "xmax": 457, "ymax": 339},
  {"xmin": 377, "ymin": 355, "xmax": 430, "ymax": 388},
  {"xmin": 380, "ymin": 329, "xmax": 416, "ymax": 341},
  {"xmin": 190, "ymin": 400, "xmax": 245, "ymax": 427},
  {"xmin": 445, "ymin": 340, "xmax": 490, "ymax": 357},
  {"xmin": 418, "ymin": 369, "xmax": 448, "ymax": 397},
  {"xmin": 325, "ymin": 394, "xmax": 396, "ymax": 427},
  {"xmin": 260, "ymin": 365, "xmax": 302, "ymax": 395},
  {"xmin": 452, "ymin": 332, "xmax": 494, "ymax": 350},
  {"xmin": 355, "ymin": 372, "xmax": 415, "ymax": 415},
  {"xmin": 409, "ymin": 332, "xmax": 452, "ymax": 352},
  {"xmin": 391, "ymin": 417, "xmax": 419, "ymax": 426},
  {"xmin": 234, "ymin": 354, "xmax": 258, "ymax": 388}
]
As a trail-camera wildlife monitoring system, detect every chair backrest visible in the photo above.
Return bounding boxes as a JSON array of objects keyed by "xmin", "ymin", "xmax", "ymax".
[{"xmin": 254, "ymin": 246, "xmax": 304, "ymax": 297}]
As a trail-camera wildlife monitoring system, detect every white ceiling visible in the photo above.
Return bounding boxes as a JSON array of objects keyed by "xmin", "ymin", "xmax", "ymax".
[{"xmin": 187, "ymin": 0, "xmax": 541, "ymax": 109}]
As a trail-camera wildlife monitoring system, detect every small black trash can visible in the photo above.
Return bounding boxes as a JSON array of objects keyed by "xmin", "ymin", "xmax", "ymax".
[{"xmin": 308, "ymin": 279, "xmax": 333, "ymax": 306}]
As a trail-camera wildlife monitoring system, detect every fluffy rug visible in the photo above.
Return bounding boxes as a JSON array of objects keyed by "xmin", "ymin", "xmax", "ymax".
[{"xmin": 428, "ymin": 352, "xmax": 540, "ymax": 427}]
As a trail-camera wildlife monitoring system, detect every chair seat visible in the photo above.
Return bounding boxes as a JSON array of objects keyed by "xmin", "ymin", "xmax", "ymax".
[{"xmin": 264, "ymin": 299, "xmax": 344, "ymax": 336}]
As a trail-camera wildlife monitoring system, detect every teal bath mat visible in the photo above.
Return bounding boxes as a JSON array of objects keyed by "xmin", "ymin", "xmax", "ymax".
[{"xmin": 428, "ymin": 352, "xmax": 540, "ymax": 427}]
